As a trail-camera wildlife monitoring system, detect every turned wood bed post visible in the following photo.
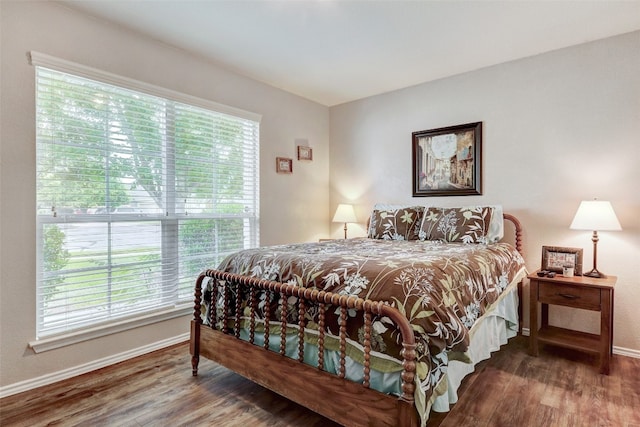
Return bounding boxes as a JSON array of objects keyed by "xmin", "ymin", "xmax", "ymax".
[
  {"xmin": 372, "ymin": 300, "xmax": 417, "ymax": 405},
  {"xmin": 503, "ymin": 213, "xmax": 525, "ymax": 335},
  {"xmin": 503, "ymin": 213, "xmax": 523, "ymax": 255},
  {"xmin": 190, "ymin": 273, "xmax": 207, "ymax": 376}
]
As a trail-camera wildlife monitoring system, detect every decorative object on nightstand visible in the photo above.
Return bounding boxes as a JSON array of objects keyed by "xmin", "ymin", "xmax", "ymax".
[
  {"xmin": 570, "ymin": 199, "xmax": 621, "ymax": 278},
  {"xmin": 332, "ymin": 204, "xmax": 357, "ymax": 239},
  {"xmin": 541, "ymin": 245, "xmax": 583, "ymax": 276},
  {"xmin": 529, "ymin": 271, "xmax": 616, "ymax": 375}
]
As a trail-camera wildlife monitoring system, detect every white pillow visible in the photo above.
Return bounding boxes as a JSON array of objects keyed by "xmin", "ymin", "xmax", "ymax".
[
  {"xmin": 372, "ymin": 203, "xmax": 429, "ymax": 210},
  {"xmin": 486, "ymin": 205, "xmax": 504, "ymax": 243}
]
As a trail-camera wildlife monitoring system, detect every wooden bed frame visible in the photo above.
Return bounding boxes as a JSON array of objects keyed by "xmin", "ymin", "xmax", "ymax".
[{"xmin": 190, "ymin": 214, "xmax": 523, "ymax": 427}]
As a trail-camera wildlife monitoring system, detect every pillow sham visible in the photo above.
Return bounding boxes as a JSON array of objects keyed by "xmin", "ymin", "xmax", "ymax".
[
  {"xmin": 419, "ymin": 206, "xmax": 494, "ymax": 243},
  {"xmin": 368, "ymin": 206, "xmax": 424, "ymax": 241}
]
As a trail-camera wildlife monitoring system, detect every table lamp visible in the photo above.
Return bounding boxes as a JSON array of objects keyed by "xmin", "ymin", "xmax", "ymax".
[
  {"xmin": 332, "ymin": 204, "xmax": 357, "ymax": 239},
  {"xmin": 569, "ymin": 199, "xmax": 621, "ymax": 278}
]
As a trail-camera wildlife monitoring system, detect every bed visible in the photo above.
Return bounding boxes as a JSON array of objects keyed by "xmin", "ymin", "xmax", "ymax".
[{"xmin": 190, "ymin": 205, "xmax": 527, "ymax": 426}]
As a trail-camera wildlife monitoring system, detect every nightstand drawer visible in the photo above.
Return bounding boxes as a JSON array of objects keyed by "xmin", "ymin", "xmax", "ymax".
[{"xmin": 538, "ymin": 282, "xmax": 601, "ymax": 310}]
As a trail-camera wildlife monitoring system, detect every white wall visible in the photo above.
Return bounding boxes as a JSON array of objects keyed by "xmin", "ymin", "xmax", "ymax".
[
  {"xmin": 329, "ymin": 31, "xmax": 640, "ymax": 353},
  {"xmin": 0, "ymin": 1, "xmax": 329, "ymax": 390}
]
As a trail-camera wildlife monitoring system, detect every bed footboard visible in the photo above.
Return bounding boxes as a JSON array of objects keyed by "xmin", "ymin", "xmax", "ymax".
[{"xmin": 191, "ymin": 270, "xmax": 420, "ymax": 427}]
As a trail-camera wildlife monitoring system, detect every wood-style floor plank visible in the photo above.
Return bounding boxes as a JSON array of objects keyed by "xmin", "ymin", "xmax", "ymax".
[{"xmin": 1, "ymin": 336, "xmax": 639, "ymax": 427}]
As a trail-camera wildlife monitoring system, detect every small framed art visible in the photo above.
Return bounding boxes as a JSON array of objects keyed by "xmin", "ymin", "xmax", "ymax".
[
  {"xmin": 297, "ymin": 145, "xmax": 313, "ymax": 161},
  {"xmin": 276, "ymin": 157, "xmax": 293, "ymax": 174},
  {"xmin": 541, "ymin": 246, "xmax": 583, "ymax": 276}
]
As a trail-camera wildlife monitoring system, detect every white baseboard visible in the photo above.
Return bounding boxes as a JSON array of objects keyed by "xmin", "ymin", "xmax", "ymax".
[
  {"xmin": 612, "ymin": 345, "xmax": 640, "ymax": 359},
  {"xmin": 0, "ymin": 333, "xmax": 189, "ymax": 399},
  {"xmin": 521, "ymin": 327, "xmax": 640, "ymax": 359}
]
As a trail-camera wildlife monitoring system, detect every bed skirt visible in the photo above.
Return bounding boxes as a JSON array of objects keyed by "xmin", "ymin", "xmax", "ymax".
[{"xmin": 430, "ymin": 283, "xmax": 519, "ymax": 412}]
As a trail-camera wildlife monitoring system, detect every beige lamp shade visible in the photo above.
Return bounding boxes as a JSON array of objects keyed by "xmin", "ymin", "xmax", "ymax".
[
  {"xmin": 570, "ymin": 200, "xmax": 621, "ymax": 231},
  {"xmin": 332, "ymin": 204, "xmax": 357, "ymax": 223},
  {"xmin": 570, "ymin": 199, "xmax": 621, "ymax": 278},
  {"xmin": 333, "ymin": 204, "xmax": 357, "ymax": 239}
]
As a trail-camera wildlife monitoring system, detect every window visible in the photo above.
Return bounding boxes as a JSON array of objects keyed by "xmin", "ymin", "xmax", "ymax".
[{"xmin": 32, "ymin": 53, "xmax": 260, "ymax": 339}]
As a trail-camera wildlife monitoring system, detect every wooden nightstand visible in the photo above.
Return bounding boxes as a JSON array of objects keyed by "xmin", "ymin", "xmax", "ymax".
[{"xmin": 529, "ymin": 271, "xmax": 616, "ymax": 374}]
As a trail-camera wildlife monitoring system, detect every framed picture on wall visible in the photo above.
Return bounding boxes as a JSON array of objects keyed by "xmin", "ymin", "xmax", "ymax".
[
  {"xmin": 412, "ymin": 122, "xmax": 482, "ymax": 197},
  {"xmin": 297, "ymin": 145, "xmax": 313, "ymax": 161},
  {"xmin": 276, "ymin": 157, "xmax": 293, "ymax": 174}
]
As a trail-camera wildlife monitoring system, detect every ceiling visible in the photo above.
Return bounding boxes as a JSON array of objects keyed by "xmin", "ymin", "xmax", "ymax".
[{"xmin": 59, "ymin": 0, "xmax": 640, "ymax": 106}]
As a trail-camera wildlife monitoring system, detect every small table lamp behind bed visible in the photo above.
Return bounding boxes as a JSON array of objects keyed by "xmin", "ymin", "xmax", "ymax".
[{"xmin": 333, "ymin": 203, "xmax": 357, "ymax": 239}]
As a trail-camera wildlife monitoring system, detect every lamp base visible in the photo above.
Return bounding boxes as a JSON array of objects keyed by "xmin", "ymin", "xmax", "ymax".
[{"xmin": 583, "ymin": 268, "xmax": 606, "ymax": 279}]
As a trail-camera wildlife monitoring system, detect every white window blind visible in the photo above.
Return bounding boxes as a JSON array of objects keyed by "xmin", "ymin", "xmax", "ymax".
[{"xmin": 33, "ymin": 56, "xmax": 260, "ymax": 338}]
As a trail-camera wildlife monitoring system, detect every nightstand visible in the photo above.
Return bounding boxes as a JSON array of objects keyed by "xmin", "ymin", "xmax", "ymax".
[{"xmin": 529, "ymin": 271, "xmax": 616, "ymax": 374}]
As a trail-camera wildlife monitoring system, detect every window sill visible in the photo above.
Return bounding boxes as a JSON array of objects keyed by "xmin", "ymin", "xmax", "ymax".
[{"xmin": 29, "ymin": 305, "xmax": 192, "ymax": 353}]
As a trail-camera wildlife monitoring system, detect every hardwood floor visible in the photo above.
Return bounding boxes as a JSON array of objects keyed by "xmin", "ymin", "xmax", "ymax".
[{"xmin": 1, "ymin": 336, "xmax": 639, "ymax": 427}]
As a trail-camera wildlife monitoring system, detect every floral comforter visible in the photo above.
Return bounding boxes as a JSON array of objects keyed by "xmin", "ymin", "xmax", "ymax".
[{"xmin": 212, "ymin": 237, "xmax": 526, "ymax": 413}]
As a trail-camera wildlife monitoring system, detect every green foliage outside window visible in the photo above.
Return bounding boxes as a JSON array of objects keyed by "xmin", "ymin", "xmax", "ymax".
[{"xmin": 41, "ymin": 224, "xmax": 70, "ymax": 303}]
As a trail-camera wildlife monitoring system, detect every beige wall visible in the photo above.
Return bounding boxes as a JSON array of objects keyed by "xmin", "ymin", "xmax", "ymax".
[
  {"xmin": 0, "ymin": 1, "xmax": 329, "ymax": 390},
  {"xmin": 329, "ymin": 31, "xmax": 640, "ymax": 353}
]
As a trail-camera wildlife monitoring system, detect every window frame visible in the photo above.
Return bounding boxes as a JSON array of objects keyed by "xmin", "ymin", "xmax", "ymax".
[{"xmin": 29, "ymin": 52, "xmax": 261, "ymax": 351}]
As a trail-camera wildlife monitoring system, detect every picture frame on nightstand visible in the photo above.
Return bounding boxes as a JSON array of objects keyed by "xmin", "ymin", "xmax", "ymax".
[{"xmin": 541, "ymin": 245, "xmax": 583, "ymax": 276}]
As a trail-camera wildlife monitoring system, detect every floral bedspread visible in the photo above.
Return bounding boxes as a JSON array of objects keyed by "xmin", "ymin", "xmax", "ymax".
[{"xmin": 212, "ymin": 237, "xmax": 526, "ymax": 409}]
